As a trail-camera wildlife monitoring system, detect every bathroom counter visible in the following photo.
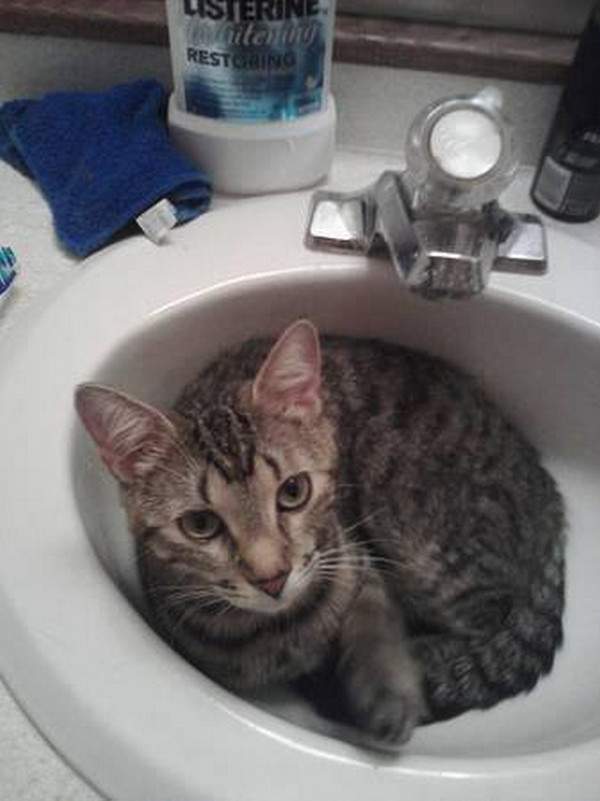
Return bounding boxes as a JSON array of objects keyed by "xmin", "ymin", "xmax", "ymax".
[
  {"xmin": 1, "ymin": 147, "xmax": 600, "ymax": 801},
  {"xmin": 0, "ymin": 146, "xmax": 406, "ymax": 339}
]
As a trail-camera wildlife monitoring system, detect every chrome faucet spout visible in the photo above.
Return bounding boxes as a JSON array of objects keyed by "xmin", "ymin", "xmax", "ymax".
[{"xmin": 305, "ymin": 88, "xmax": 548, "ymax": 300}]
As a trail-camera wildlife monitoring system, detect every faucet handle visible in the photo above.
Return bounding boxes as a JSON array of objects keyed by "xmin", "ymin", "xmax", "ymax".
[
  {"xmin": 305, "ymin": 187, "xmax": 375, "ymax": 254},
  {"xmin": 492, "ymin": 213, "xmax": 548, "ymax": 275},
  {"xmin": 305, "ymin": 171, "xmax": 420, "ymax": 282}
]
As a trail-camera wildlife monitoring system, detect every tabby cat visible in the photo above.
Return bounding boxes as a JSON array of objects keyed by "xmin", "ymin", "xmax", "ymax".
[{"xmin": 75, "ymin": 319, "xmax": 565, "ymax": 750}]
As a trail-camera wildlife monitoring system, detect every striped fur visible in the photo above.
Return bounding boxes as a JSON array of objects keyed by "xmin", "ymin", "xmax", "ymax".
[{"xmin": 78, "ymin": 322, "xmax": 565, "ymax": 750}]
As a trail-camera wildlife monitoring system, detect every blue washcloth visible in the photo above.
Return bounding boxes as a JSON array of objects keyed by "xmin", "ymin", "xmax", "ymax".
[{"xmin": 0, "ymin": 80, "xmax": 211, "ymax": 257}]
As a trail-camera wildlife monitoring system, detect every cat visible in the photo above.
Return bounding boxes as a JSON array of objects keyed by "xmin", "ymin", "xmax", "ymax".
[{"xmin": 75, "ymin": 318, "xmax": 565, "ymax": 751}]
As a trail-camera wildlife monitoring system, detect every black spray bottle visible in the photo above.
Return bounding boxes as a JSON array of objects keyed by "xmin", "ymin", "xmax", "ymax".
[{"xmin": 531, "ymin": 3, "xmax": 600, "ymax": 222}]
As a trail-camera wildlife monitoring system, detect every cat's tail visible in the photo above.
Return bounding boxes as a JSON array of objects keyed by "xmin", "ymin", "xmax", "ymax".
[{"xmin": 415, "ymin": 574, "xmax": 565, "ymax": 722}]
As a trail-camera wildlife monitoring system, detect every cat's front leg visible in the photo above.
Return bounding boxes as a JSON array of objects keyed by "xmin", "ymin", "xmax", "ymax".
[{"xmin": 336, "ymin": 570, "xmax": 426, "ymax": 751}]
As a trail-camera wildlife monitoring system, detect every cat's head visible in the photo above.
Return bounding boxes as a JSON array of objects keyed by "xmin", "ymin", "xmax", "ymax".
[{"xmin": 75, "ymin": 320, "xmax": 345, "ymax": 617}]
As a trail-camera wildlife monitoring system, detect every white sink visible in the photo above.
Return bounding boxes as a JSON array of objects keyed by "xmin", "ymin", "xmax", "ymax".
[{"xmin": 0, "ymin": 192, "xmax": 599, "ymax": 801}]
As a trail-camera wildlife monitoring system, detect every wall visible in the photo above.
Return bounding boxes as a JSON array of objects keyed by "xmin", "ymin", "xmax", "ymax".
[
  {"xmin": 338, "ymin": 0, "xmax": 595, "ymax": 35},
  {"xmin": 0, "ymin": 32, "xmax": 560, "ymax": 165}
]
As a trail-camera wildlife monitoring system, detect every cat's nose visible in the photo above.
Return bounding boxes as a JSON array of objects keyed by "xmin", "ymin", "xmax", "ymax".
[{"xmin": 253, "ymin": 570, "xmax": 290, "ymax": 599}]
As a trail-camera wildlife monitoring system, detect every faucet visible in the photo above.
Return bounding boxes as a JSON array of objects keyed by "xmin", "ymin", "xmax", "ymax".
[{"xmin": 305, "ymin": 88, "xmax": 547, "ymax": 300}]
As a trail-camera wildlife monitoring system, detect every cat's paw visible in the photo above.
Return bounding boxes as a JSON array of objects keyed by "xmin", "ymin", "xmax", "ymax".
[
  {"xmin": 357, "ymin": 685, "xmax": 423, "ymax": 751},
  {"xmin": 343, "ymin": 661, "xmax": 425, "ymax": 751}
]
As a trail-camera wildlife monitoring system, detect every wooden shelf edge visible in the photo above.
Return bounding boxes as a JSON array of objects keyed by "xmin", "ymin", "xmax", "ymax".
[{"xmin": 0, "ymin": 1, "xmax": 574, "ymax": 84}]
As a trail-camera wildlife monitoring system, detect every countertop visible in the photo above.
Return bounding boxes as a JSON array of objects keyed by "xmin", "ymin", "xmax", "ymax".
[{"xmin": 0, "ymin": 147, "xmax": 599, "ymax": 801}]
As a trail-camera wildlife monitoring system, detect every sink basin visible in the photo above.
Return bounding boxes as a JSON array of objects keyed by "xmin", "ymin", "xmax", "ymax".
[{"xmin": 0, "ymin": 192, "xmax": 599, "ymax": 801}]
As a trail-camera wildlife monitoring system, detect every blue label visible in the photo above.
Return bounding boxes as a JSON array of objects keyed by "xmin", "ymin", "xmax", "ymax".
[{"xmin": 172, "ymin": 0, "xmax": 334, "ymax": 122}]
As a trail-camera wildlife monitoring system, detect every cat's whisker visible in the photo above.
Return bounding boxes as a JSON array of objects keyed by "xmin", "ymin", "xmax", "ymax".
[
  {"xmin": 358, "ymin": 532, "xmax": 424, "ymax": 551},
  {"xmin": 157, "ymin": 584, "xmax": 220, "ymax": 599},
  {"xmin": 319, "ymin": 530, "xmax": 411, "ymax": 573},
  {"xmin": 322, "ymin": 552, "xmax": 406, "ymax": 580},
  {"xmin": 152, "ymin": 581, "xmax": 233, "ymax": 611},
  {"xmin": 340, "ymin": 508, "xmax": 386, "ymax": 537},
  {"xmin": 316, "ymin": 572, "xmax": 356, "ymax": 591},
  {"xmin": 316, "ymin": 562, "xmax": 365, "ymax": 577},
  {"xmin": 167, "ymin": 603, "xmax": 202, "ymax": 643},
  {"xmin": 316, "ymin": 540, "xmax": 365, "ymax": 559},
  {"xmin": 163, "ymin": 594, "xmax": 228, "ymax": 614},
  {"xmin": 316, "ymin": 561, "xmax": 362, "ymax": 577},
  {"xmin": 316, "ymin": 549, "xmax": 369, "ymax": 566},
  {"xmin": 316, "ymin": 564, "xmax": 364, "ymax": 580},
  {"xmin": 146, "ymin": 582, "xmax": 214, "ymax": 596},
  {"xmin": 368, "ymin": 555, "xmax": 409, "ymax": 569},
  {"xmin": 318, "ymin": 551, "xmax": 368, "ymax": 566},
  {"xmin": 316, "ymin": 554, "xmax": 360, "ymax": 567},
  {"xmin": 316, "ymin": 552, "xmax": 365, "ymax": 570},
  {"xmin": 167, "ymin": 594, "xmax": 233, "ymax": 640},
  {"xmin": 293, "ymin": 564, "xmax": 313, "ymax": 586},
  {"xmin": 163, "ymin": 592, "xmax": 223, "ymax": 607},
  {"xmin": 358, "ymin": 537, "xmax": 402, "ymax": 549},
  {"xmin": 213, "ymin": 602, "xmax": 236, "ymax": 620}
]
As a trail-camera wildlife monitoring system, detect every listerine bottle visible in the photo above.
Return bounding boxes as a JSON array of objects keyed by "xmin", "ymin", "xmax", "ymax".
[{"xmin": 165, "ymin": 0, "xmax": 337, "ymax": 195}]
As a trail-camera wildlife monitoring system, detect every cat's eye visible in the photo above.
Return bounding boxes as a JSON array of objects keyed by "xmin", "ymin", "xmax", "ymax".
[
  {"xmin": 179, "ymin": 509, "xmax": 224, "ymax": 540},
  {"xmin": 277, "ymin": 472, "xmax": 312, "ymax": 512}
]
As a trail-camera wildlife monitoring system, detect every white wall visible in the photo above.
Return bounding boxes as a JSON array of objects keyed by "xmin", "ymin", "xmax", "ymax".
[{"xmin": 0, "ymin": 33, "xmax": 560, "ymax": 166}]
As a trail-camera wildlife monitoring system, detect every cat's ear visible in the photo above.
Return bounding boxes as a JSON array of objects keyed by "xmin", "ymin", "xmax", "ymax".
[
  {"xmin": 75, "ymin": 383, "xmax": 179, "ymax": 484},
  {"xmin": 252, "ymin": 319, "xmax": 322, "ymax": 420}
]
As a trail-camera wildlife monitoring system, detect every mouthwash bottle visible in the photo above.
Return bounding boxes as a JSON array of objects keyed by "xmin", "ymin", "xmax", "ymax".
[{"xmin": 166, "ymin": 0, "xmax": 337, "ymax": 194}]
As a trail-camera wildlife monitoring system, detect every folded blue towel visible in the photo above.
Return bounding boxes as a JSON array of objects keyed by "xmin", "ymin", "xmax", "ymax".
[{"xmin": 0, "ymin": 80, "xmax": 211, "ymax": 257}]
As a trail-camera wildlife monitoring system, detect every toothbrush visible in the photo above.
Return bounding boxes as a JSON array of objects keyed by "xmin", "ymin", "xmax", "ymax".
[{"xmin": 0, "ymin": 247, "xmax": 18, "ymax": 294}]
